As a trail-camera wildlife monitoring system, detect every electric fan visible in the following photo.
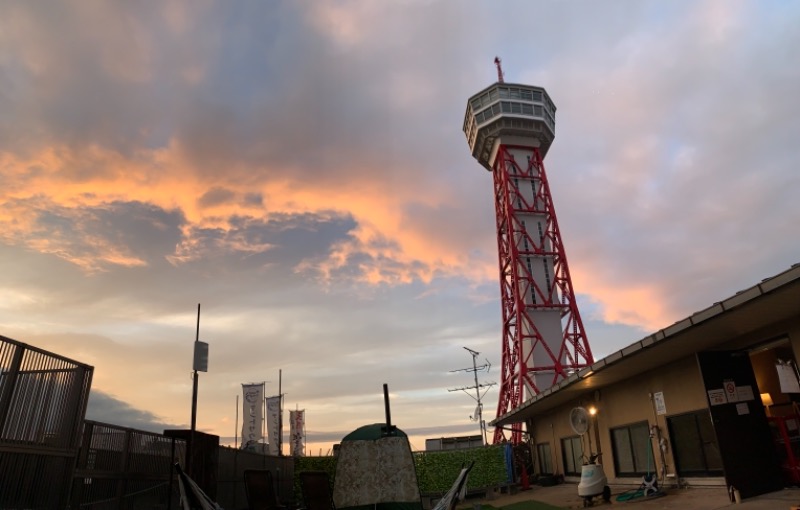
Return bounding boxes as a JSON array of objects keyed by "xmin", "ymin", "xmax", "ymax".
[{"xmin": 569, "ymin": 407, "xmax": 610, "ymax": 507}]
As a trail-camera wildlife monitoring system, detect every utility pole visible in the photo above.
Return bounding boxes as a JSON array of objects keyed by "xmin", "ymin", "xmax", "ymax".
[
  {"xmin": 189, "ymin": 304, "xmax": 208, "ymax": 474},
  {"xmin": 449, "ymin": 347, "xmax": 496, "ymax": 445}
]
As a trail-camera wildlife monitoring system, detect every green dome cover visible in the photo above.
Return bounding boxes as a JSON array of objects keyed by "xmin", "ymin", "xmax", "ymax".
[{"xmin": 341, "ymin": 423, "xmax": 407, "ymax": 442}]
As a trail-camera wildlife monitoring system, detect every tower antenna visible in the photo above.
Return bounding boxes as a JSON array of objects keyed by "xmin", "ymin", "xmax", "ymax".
[
  {"xmin": 448, "ymin": 347, "xmax": 496, "ymax": 446},
  {"xmin": 464, "ymin": 55, "xmax": 594, "ymax": 444},
  {"xmin": 494, "ymin": 56, "xmax": 504, "ymax": 83}
]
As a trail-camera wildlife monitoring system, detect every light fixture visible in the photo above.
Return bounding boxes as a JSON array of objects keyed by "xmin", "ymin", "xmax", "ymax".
[
  {"xmin": 761, "ymin": 393, "xmax": 773, "ymax": 417},
  {"xmin": 588, "ymin": 406, "xmax": 598, "ymax": 416}
]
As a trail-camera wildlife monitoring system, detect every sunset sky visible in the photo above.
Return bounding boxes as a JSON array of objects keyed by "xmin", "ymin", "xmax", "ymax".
[{"xmin": 1, "ymin": 0, "xmax": 798, "ymax": 454}]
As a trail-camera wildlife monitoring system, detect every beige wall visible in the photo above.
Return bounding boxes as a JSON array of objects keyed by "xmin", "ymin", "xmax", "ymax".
[
  {"xmin": 530, "ymin": 356, "xmax": 708, "ymax": 484},
  {"xmin": 527, "ymin": 312, "xmax": 800, "ymax": 486}
]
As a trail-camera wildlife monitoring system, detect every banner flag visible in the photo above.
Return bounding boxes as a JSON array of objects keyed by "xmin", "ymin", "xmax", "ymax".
[
  {"xmin": 289, "ymin": 409, "xmax": 306, "ymax": 457},
  {"xmin": 241, "ymin": 383, "xmax": 265, "ymax": 447},
  {"xmin": 266, "ymin": 395, "xmax": 282, "ymax": 455}
]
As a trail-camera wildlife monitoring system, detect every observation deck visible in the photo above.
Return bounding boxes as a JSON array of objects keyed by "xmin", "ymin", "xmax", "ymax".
[{"xmin": 463, "ymin": 82, "xmax": 557, "ymax": 170}]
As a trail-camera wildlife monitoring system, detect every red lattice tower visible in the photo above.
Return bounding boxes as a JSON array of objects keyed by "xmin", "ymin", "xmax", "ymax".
[{"xmin": 463, "ymin": 72, "xmax": 594, "ymax": 444}]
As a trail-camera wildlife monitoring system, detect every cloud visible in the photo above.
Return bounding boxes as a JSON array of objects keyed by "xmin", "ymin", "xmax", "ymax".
[
  {"xmin": 86, "ymin": 390, "xmax": 181, "ymax": 433},
  {"xmin": 522, "ymin": 0, "xmax": 800, "ymax": 329}
]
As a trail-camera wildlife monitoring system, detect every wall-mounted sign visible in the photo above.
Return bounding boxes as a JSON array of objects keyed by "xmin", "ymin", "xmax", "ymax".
[
  {"xmin": 736, "ymin": 385, "xmax": 754, "ymax": 401},
  {"xmin": 777, "ymin": 362, "xmax": 800, "ymax": 393},
  {"xmin": 708, "ymin": 388, "xmax": 727, "ymax": 406},
  {"xmin": 724, "ymin": 380, "xmax": 738, "ymax": 403},
  {"xmin": 654, "ymin": 392, "xmax": 666, "ymax": 415}
]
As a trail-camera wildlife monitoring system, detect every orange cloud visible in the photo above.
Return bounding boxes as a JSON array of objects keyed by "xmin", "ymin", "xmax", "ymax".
[
  {"xmin": 570, "ymin": 263, "xmax": 672, "ymax": 331},
  {"xmin": 2, "ymin": 138, "xmax": 674, "ymax": 331}
]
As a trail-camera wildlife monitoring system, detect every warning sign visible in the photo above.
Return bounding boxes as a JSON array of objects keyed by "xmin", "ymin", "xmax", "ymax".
[{"xmin": 724, "ymin": 380, "xmax": 738, "ymax": 403}]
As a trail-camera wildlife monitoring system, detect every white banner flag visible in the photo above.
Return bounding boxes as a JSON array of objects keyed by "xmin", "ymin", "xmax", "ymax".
[
  {"xmin": 266, "ymin": 395, "xmax": 282, "ymax": 455},
  {"xmin": 290, "ymin": 409, "xmax": 305, "ymax": 457},
  {"xmin": 241, "ymin": 383, "xmax": 265, "ymax": 446}
]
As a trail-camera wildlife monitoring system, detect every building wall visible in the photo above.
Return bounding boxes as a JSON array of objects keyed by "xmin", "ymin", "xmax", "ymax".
[
  {"xmin": 529, "ymin": 356, "xmax": 710, "ymax": 485},
  {"xmin": 529, "ymin": 313, "xmax": 800, "ymax": 487}
]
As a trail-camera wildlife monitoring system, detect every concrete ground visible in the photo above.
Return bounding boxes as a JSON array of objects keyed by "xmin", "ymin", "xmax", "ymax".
[{"xmin": 466, "ymin": 483, "xmax": 800, "ymax": 510}]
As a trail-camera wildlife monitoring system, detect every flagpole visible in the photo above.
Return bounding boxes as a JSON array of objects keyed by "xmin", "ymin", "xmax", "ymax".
[
  {"xmin": 235, "ymin": 394, "xmax": 239, "ymax": 449},
  {"xmin": 262, "ymin": 381, "xmax": 267, "ymax": 452}
]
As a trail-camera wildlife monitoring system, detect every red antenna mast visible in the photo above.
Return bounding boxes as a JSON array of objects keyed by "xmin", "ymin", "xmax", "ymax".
[{"xmin": 494, "ymin": 56, "xmax": 504, "ymax": 83}]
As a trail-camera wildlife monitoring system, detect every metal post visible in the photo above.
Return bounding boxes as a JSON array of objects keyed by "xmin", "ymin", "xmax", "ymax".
[
  {"xmin": 469, "ymin": 350, "xmax": 488, "ymax": 445},
  {"xmin": 278, "ymin": 369, "xmax": 283, "ymax": 456},
  {"xmin": 448, "ymin": 347, "xmax": 495, "ymax": 446},
  {"xmin": 235, "ymin": 394, "xmax": 239, "ymax": 449},
  {"xmin": 188, "ymin": 303, "xmax": 200, "ymax": 473}
]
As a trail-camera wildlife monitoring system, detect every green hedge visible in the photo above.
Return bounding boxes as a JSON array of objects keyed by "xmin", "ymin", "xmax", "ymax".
[
  {"xmin": 294, "ymin": 445, "xmax": 510, "ymax": 500},
  {"xmin": 414, "ymin": 445, "xmax": 509, "ymax": 493}
]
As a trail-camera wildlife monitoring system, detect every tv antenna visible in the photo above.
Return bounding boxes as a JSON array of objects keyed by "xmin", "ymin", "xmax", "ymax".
[
  {"xmin": 449, "ymin": 347, "xmax": 496, "ymax": 445},
  {"xmin": 494, "ymin": 56, "xmax": 504, "ymax": 83}
]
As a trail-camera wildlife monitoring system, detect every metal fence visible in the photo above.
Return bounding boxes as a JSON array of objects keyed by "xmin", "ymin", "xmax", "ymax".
[
  {"xmin": 0, "ymin": 334, "xmax": 296, "ymax": 509},
  {"xmin": 0, "ymin": 335, "xmax": 94, "ymax": 509},
  {"xmin": 69, "ymin": 426, "xmax": 295, "ymax": 510},
  {"xmin": 216, "ymin": 447, "xmax": 295, "ymax": 509},
  {"xmin": 70, "ymin": 421, "xmax": 186, "ymax": 509}
]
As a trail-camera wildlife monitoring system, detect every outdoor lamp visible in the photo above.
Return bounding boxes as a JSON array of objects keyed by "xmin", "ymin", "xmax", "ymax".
[{"xmin": 761, "ymin": 393, "xmax": 773, "ymax": 416}]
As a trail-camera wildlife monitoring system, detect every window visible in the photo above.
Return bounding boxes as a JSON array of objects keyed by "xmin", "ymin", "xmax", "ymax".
[
  {"xmin": 542, "ymin": 259, "xmax": 552, "ymax": 294},
  {"xmin": 501, "ymin": 101, "xmax": 511, "ymax": 113},
  {"xmin": 561, "ymin": 436, "xmax": 584, "ymax": 475},
  {"xmin": 534, "ymin": 105, "xmax": 543, "ymax": 116},
  {"xmin": 522, "ymin": 104, "xmax": 533, "ymax": 115},
  {"xmin": 511, "ymin": 102, "xmax": 522, "ymax": 114},
  {"xmin": 667, "ymin": 410, "xmax": 723, "ymax": 476},
  {"xmin": 526, "ymin": 258, "xmax": 536, "ymax": 303},
  {"xmin": 537, "ymin": 442, "xmax": 553, "ymax": 474},
  {"xmin": 611, "ymin": 421, "xmax": 654, "ymax": 476},
  {"xmin": 533, "ymin": 90, "xmax": 543, "ymax": 101},
  {"xmin": 520, "ymin": 90, "xmax": 533, "ymax": 101}
]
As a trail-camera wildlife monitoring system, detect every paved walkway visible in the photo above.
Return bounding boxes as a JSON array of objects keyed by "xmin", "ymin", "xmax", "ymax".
[{"xmin": 469, "ymin": 483, "xmax": 800, "ymax": 510}]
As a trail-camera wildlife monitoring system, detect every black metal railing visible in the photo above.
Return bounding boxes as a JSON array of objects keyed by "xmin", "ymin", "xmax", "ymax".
[
  {"xmin": 70, "ymin": 421, "xmax": 186, "ymax": 509},
  {"xmin": 0, "ymin": 335, "xmax": 93, "ymax": 509}
]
